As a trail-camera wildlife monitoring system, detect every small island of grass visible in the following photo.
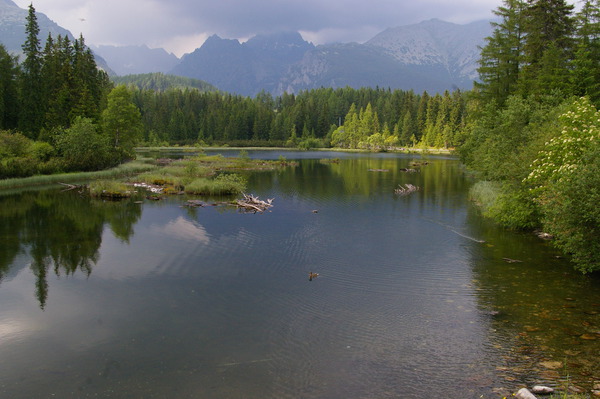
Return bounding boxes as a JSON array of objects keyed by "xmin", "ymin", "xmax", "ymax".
[{"xmin": 87, "ymin": 152, "xmax": 296, "ymax": 199}]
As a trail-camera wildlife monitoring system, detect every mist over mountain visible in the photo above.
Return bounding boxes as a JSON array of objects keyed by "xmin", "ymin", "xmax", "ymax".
[
  {"xmin": 1, "ymin": 0, "xmax": 492, "ymax": 95},
  {"xmin": 91, "ymin": 44, "xmax": 180, "ymax": 76}
]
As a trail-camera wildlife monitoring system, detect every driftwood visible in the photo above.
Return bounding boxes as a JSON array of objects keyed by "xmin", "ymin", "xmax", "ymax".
[
  {"xmin": 236, "ymin": 193, "xmax": 274, "ymax": 213},
  {"xmin": 503, "ymin": 257, "xmax": 523, "ymax": 263},
  {"xmin": 399, "ymin": 168, "xmax": 418, "ymax": 173},
  {"xmin": 59, "ymin": 182, "xmax": 83, "ymax": 191},
  {"xmin": 394, "ymin": 184, "xmax": 420, "ymax": 196},
  {"xmin": 368, "ymin": 169, "xmax": 389, "ymax": 172}
]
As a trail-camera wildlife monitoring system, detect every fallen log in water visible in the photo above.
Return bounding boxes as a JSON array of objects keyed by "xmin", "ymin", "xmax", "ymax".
[
  {"xmin": 394, "ymin": 184, "xmax": 420, "ymax": 196},
  {"xmin": 236, "ymin": 193, "xmax": 274, "ymax": 213}
]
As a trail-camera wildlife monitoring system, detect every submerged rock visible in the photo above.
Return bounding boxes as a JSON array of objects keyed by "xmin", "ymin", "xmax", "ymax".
[{"xmin": 539, "ymin": 360, "xmax": 563, "ymax": 370}]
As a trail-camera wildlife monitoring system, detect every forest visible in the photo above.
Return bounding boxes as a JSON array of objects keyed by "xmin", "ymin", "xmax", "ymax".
[{"xmin": 0, "ymin": 1, "xmax": 599, "ymax": 272}]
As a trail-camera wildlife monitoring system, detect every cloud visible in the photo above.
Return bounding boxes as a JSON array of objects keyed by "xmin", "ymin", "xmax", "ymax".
[{"xmin": 15, "ymin": 0, "xmax": 500, "ymax": 55}]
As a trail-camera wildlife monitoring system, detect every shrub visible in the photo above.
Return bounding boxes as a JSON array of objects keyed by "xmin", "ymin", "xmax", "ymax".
[
  {"xmin": 0, "ymin": 131, "xmax": 31, "ymax": 157},
  {"xmin": 56, "ymin": 117, "xmax": 116, "ymax": 172}
]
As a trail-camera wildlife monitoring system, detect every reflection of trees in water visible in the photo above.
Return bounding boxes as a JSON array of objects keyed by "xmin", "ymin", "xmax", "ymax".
[
  {"xmin": 0, "ymin": 189, "xmax": 142, "ymax": 308},
  {"xmin": 251, "ymin": 157, "xmax": 469, "ymax": 212}
]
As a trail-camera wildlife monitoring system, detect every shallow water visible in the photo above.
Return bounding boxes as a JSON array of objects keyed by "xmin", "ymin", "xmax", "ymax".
[{"xmin": 0, "ymin": 151, "xmax": 598, "ymax": 398}]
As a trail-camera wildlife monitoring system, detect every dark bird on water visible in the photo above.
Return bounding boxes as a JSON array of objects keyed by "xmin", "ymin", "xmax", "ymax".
[{"xmin": 309, "ymin": 272, "xmax": 319, "ymax": 281}]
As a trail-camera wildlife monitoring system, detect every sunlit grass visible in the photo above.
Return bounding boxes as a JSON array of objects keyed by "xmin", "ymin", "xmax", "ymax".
[
  {"xmin": 468, "ymin": 180, "xmax": 501, "ymax": 214},
  {"xmin": 88, "ymin": 180, "xmax": 132, "ymax": 198},
  {"xmin": 184, "ymin": 174, "xmax": 247, "ymax": 196}
]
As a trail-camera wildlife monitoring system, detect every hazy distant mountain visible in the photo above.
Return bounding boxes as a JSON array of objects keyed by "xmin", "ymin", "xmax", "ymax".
[
  {"xmin": 0, "ymin": 0, "xmax": 114, "ymax": 74},
  {"xmin": 171, "ymin": 31, "xmax": 315, "ymax": 96},
  {"xmin": 275, "ymin": 42, "xmax": 452, "ymax": 95},
  {"xmin": 92, "ymin": 44, "xmax": 180, "ymax": 76},
  {"xmin": 171, "ymin": 19, "xmax": 491, "ymax": 96},
  {"xmin": 2, "ymin": 0, "xmax": 492, "ymax": 95},
  {"xmin": 365, "ymin": 18, "xmax": 492, "ymax": 84}
]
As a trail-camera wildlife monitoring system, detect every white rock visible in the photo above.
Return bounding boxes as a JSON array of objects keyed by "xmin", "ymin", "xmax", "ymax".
[
  {"xmin": 516, "ymin": 388, "xmax": 538, "ymax": 399},
  {"xmin": 531, "ymin": 386, "xmax": 554, "ymax": 394}
]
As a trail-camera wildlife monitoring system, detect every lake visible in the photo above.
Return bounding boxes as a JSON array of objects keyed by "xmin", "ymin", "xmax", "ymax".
[{"xmin": 0, "ymin": 150, "xmax": 598, "ymax": 398}]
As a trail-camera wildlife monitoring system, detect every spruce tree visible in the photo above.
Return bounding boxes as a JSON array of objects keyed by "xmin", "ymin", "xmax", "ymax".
[
  {"xmin": 19, "ymin": 4, "xmax": 44, "ymax": 137},
  {"xmin": 476, "ymin": 0, "xmax": 526, "ymax": 104},
  {"xmin": 0, "ymin": 44, "xmax": 19, "ymax": 129},
  {"xmin": 519, "ymin": 0, "xmax": 575, "ymax": 95}
]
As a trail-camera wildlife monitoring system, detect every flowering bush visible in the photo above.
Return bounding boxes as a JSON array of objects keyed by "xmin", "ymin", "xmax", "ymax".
[
  {"xmin": 525, "ymin": 97, "xmax": 600, "ymax": 273},
  {"xmin": 525, "ymin": 97, "xmax": 600, "ymax": 192}
]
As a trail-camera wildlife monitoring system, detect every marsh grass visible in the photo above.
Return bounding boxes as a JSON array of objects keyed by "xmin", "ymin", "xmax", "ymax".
[
  {"xmin": 88, "ymin": 180, "xmax": 133, "ymax": 198},
  {"xmin": 0, "ymin": 160, "xmax": 158, "ymax": 190},
  {"xmin": 468, "ymin": 180, "xmax": 501, "ymax": 214},
  {"xmin": 184, "ymin": 174, "xmax": 247, "ymax": 195}
]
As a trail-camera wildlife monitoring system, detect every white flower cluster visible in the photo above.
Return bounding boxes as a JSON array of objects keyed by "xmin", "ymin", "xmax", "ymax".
[{"xmin": 525, "ymin": 97, "xmax": 600, "ymax": 191}]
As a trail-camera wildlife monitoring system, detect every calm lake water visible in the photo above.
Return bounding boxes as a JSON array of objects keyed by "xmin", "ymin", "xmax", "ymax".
[{"xmin": 0, "ymin": 150, "xmax": 598, "ymax": 399}]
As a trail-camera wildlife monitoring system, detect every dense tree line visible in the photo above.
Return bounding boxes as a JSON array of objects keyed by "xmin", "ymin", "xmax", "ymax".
[
  {"xmin": 130, "ymin": 86, "xmax": 467, "ymax": 149},
  {"xmin": 461, "ymin": 0, "xmax": 600, "ymax": 272},
  {"xmin": 112, "ymin": 72, "xmax": 217, "ymax": 92}
]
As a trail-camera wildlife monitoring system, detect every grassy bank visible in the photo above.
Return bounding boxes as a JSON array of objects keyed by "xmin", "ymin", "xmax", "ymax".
[{"xmin": 0, "ymin": 160, "xmax": 158, "ymax": 191}]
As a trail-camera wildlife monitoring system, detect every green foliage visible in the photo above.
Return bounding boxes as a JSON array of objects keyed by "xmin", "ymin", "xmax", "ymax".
[
  {"xmin": 88, "ymin": 180, "xmax": 132, "ymax": 198},
  {"xmin": 101, "ymin": 85, "xmax": 143, "ymax": 160},
  {"xmin": 460, "ymin": 95, "xmax": 564, "ymax": 181},
  {"xmin": 524, "ymin": 97, "xmax": 600, "ymax": 272},
  {"xmin": 540, "ymin": 149, "xmax": 600, "ymax": 272},
  {"xmin": 0, "ymin": 44, "xmax": 19, "ymax": 130},
  {"xmin": 297, "ymin": 137, "xmax": 323, "ymax": 150},
  {"xmin": 525, "ymin": 97, "xmax": 600, "ymax": 192},
  {"xmin": 27, "ymin": 141, "xmax": 55, "ymax": 162},
  {"xmin": 111, "ymin": 73, "xmax": 217, "ymax": 92},
  {"xmin": 0, "ymin": 131, "xmax": 32, "ymax": 157},
  {"xmin": 56, "ymin": 117, "xmax": 115, "ymax": 171},
  {"xmin": 469, "ymin": 181, "xmax": 539, "ymax": 229}
]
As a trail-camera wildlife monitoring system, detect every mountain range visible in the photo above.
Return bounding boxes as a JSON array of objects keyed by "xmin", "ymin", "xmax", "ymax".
[
  {"xmin": 1, "ymin": 0, "xmax": 492, "ymax": 96},
  {"xmin": 170, "ymin": 18, "xmax": 491, "ymax": 96}
]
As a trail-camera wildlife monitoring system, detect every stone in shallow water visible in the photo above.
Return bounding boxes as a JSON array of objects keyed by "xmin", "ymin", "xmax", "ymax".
[
  {"xmin": 516, "ymin": 388, "xmax": 538, "ymax": 399},
  {"xmin": 531, "ymin": 385, "xmax": 554, "ymax": 394},
  {"xmin": 539, "ymin": 361, "xmax": 563, "ymax": 370}
]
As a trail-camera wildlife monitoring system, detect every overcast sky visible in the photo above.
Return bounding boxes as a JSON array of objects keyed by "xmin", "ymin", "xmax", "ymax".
[{"xmin": 13, "ymin": 0, "xmax": 503, "ymax": 57}]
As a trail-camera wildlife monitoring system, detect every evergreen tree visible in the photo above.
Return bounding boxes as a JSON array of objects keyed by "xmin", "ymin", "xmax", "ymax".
[
  {"xmin": 519, "ymin": 0, "xmax": 575, "ymax": 95},
  {"xmin": 571, "ymin": 1, "xmax": 600, "ymax": 104},
  {"xmin": 19, "ymin": 4, "xmax": 44, "ymax": 137},
  {"xmin": 476, "ymin": 0, "xmax": 526, "ymax": 104},
  {"xmin": 0, "ymin": 44, "xmax": 19, "ymax": 129}
]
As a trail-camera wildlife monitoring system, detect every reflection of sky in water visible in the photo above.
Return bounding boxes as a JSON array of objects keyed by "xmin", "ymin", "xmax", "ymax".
[{"xmin": 156, "ymin": 216, "xmax": 211, "ymax": 243}]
